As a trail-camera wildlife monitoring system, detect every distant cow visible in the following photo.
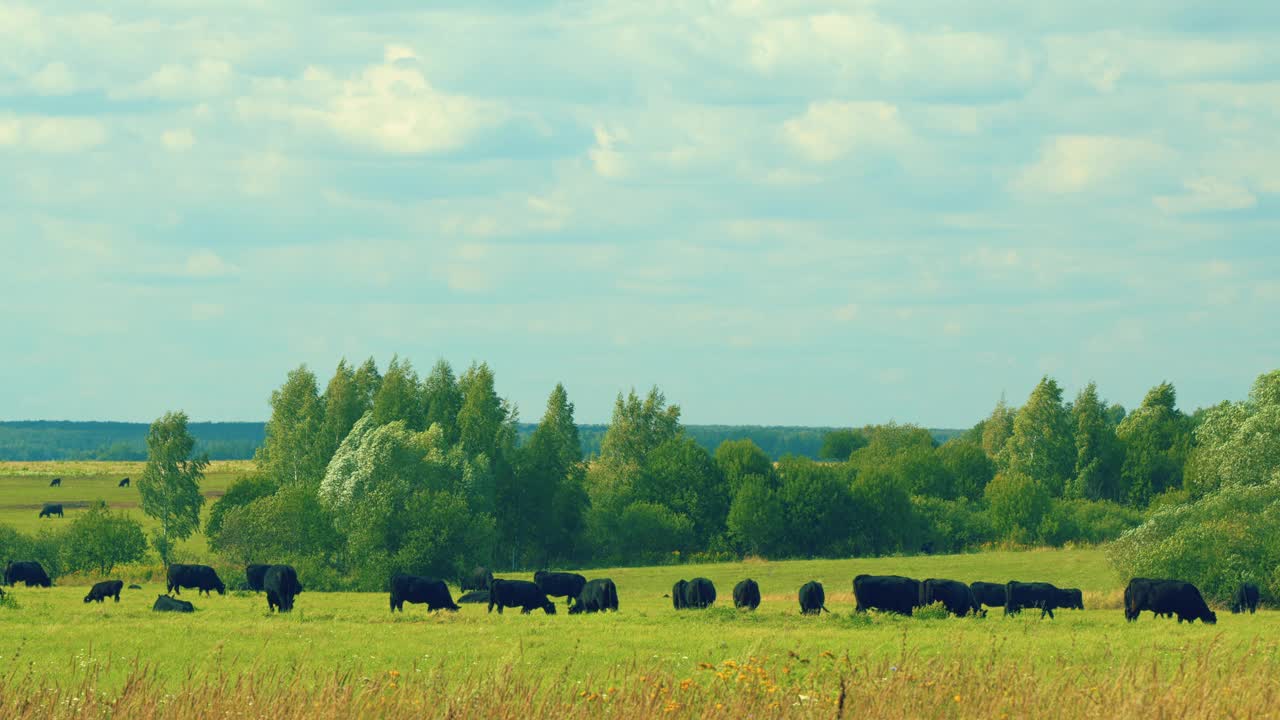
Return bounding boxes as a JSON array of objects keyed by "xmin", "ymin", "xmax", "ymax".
[
  {"xmin": 1232, "ymin": 582, "xmax": 1260, "ymax": 614},
  {"xmin": 534, "ymin": 570, "xmax": 586, "ymax": 606},
  {"xmin": 462, "ymin": 566, "xmax": 494, "ymax": 592},
  {"xmin": 39, "ymin": 503, "xmax": 64, "ymax": 519},
  {"xmin": 570, "ymin": 578, "xmax": 619, "ymax": 614},
  {"xmin": 1056, "ymin": 587, "xmax": 1085, "ymax": 610},
  {"xmin": 5, "ymin": 561, "xmax": 52, "ymax": 587},
  {"xmin": 489, "ymin": 579, "xmax": 556, "ymax": 614},
  {"xmin": 922, "ymin": 578, "xmax": 982, "ymax": 617},
  {"xmin": 1005, "ymin": 581, "xmax": 1065, "ymax": 619},
  {"xmin": 153, "ymin": 595, "xmax": 194, "ymax": 612},
  {"xmin": 389, "ymin": 574, "xmax": 460, "ymax": 613},
  {"xmin": 674, "ymin": 577, "xmax": 716, "ymax": 610},
  {"xmin": 798, "ymin": 581, "xmax": 827, "ymax": 615},
  {"xmin": 457, "ymin": 590, "xmax": 490, "ymax": 604},
  {"xmin": 854, "ymin": 575, "xmax": 921, "ymax": 615},
  {"xmin": 264, "ymin": 565, "xmax": 302, "ymax": 612},
  {"xmin": 49, "ymin": 478, "xmax": 61, "ymax": 487},
  {"xmin": 84, "ymin": 579, "xmax": 124, "ymax": 603},
  {"xmin": 245, "ymin": 564, "xmax": 270, "ymax": 592},
  {"xmin": 118, "ymin": 478, "xmax": 130, "ymax": 488},
  {"xmin": 167, "ymin": 564, "xmax": 226, "ymax": 597},
  {"xmin": 733, "ymin": 579, "xmax": 761, "ymax": 610},
  {"xmin": 970, "ymin": 581, "xmax": 1006, "ymax": 608},
  {"xmin": 1124, "ymin": 578, "xmax": 1216, "ymax": 624}
]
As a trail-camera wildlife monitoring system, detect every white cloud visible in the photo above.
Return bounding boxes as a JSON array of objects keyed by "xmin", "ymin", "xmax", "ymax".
[
  {"xmin": 30, "ymin": 62, "xmax": 77, "ymax": 95},
  {"xmin": 161, "ymin": 128, "xmax": 195, "ymax": 152},
  {"xmin": 782, "ymin": 101, "xmax": 907, "ymax": 164},
  {"xmin": 113, "ymin": 59, "xmax": 234, "ymax": 100},
  {"xmin": 589, "ymin": 125, "xmax": 628, "ymax": 178},
  {"xmin": 185, "ymin": 249, "xmax": 237, "ymax": 278},
  {"xmin": 1154, "ymin": 176, "xmax": 1256, "ymax": 214},
  {"xmin": 0, "ymin": 115, "xmax": 107, "ymax": 154},
  {"xmin": 1012, "ymin": 135, "xmax": 1171, "ymax": 194},
  {"xmin": 240, "ymin": 151, "xmax": 290, "ymax": 196},
  {"xmin": 191, "ymin": 303, "xmax": 225, "ymax": 320}
]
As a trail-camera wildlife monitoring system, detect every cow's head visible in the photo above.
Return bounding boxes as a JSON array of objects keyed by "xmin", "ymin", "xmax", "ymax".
[
  {"xmin": 1202, "ymin": 609, "xmax": 1218, "ymax": 625},
  {"xmin": 543, "ymin": 601, "xmax": 557, "ymax": 615}
]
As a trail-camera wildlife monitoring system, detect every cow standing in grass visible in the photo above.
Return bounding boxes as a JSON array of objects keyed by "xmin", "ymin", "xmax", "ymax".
[
  {"xmin": 4, "ymin": 561, "xmax": 51, "ymax": 587},
  {"xmin": 569, "ymin": 579, "xmax": 619, "ymax": 614},
  {"xmin": 489, "ymin": 579, "xmax": 556, "ymax": 615},
  {"xmin": 264, "ymin": 565, "xmax": 302, "ymax": 612},
  {"xmin": 1124, "ymin": 578, "xmax": 1216, "ymax": 624},
  {"xmin": 1232, "ymin": 583, "xmax": 1260, "ymax": 614},
  {"xmin": 733, "ymin": 579, "xmax": 761, "ymax": 610},
  {"xmin": 922, "ymin": 578, "xmax": 982, "ymax": 617},
  {"xmin": 245, "ymin": 564, "xmax": 270, "ymax": 592},
  {"xmin": 84, "ymin": 580, "xmax": 124, "ymax": 603},
  {"xmin": 798, "ymin": 581, "xmax": 827, "ymax": 615},
  {"xmin": 39, "ymin": 503, "xmax": 63, "ymax": 518},
  {"xmin": 49, "ymin": 478, "xmax": 61, "ymax": 487},
  {"xmin": 118, "ymin": 478, "xmax": 130, "ymax": 488},
  {"xmin": 167, "ymin": 564, "xmax": 225, "ymax": 597},
  {"xmin": 854, "ymin": 575, "xmax": 921, "ymax": 615},
  {"xmin": 389, "ymin": 574, "xmax": 460, "ymax": 613},
  {"xmin": 534, "ymin": 570, "xmax": 586, "ymax": 607}
]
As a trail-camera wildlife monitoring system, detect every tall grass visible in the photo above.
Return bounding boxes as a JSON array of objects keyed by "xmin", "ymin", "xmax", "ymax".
[{"xmin": 3, "ymin": 640, "xmax": 1277, "ymax": 719}]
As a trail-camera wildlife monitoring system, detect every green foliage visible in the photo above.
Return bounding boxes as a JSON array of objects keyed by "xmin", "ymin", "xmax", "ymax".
[
  {"xmin": 205, "ymin": 475, "xmax": 278, "ymax": 538},
  {"xmin": 635, "ymin": 437, "xmax": 728, "ymax": 543},
  {"xmin": 137, "ymin": 411, "xmax": 208, "ymax": 566},
  {"xmin": 1037, "ymin": 499, "xmax": 1142, "ymax": 546},
  {"xmin": 209, "ymin": 486, "xmax": 341, "ymax": 566},
  {"xmin": 1108, "ymin": 480, "xmax": 1280, "ymax": 603},
  {"xmin": 613, "ymin": 501, "xmax": 694, "ymax": 565},
  {"xmin": 1185, "ymin": 370, "xmax": 1280, "ymax": 494},
  {"xmin": 818, "ymin": 429, "xmax": 868, "ymax": 461},
  {"xmin": 598, "ymin": 387, "xmax": 682, "ymax": 471},
  {"xmin": 714, "ymin": 439, "xmax": 775, "ymax": 495},
  {"xmin": 998, "ymin": 377, "xmax": 1074, "ymax": 495},
  {"xmin": 911, "ymin": 496, "xmax": 993, "ymax": 553},
  {"xmin": 505, "ymin": 383, "xmax": 585, "ymax": 566},
  {"xmin": 370, "ymin": 356, "xmax": 423, "ymax": 430},
  {"xmin": 1069, "ymin": 383, "xmax": 1124, "ymax": 501},
  {"xmin": 984, "ymin": 472, "xmax": 1051, "ymax": 544},
  {"xmin": 1116, "ymin": 382, "xmax": 1191, "ymax": 505},
  {"xmin": 980, "ymin": 397, "xmax": 1016, "ymax": 459},
  {"xmin": 61, "ymin": 500, "xmax": 147, "ymax": 575},
  {"xmin": 256, "ymin": 365, "xmax": 327, "ymax": 487},
  {"xmin": 321, "ymin": 359, "xmax": 368, "ymax": 463},
  {"xmin": 847, "ymin": 466, "xmax": 914, "ymax": 554},
  {"xmin": 421, "ymin": 360, "xmax": 463, "ymax": 444},
  {"xmin": 937, "ymin": 440, "xmax": 995, "ymax": 501},
  {"xmin": 725, "ymin": 474, "xmax": 786, "ymax": 556}
]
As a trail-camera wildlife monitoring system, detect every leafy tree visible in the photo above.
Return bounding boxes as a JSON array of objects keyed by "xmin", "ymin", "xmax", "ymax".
[
  {"xmin": 61, "ymin": 501, "xmax": 147, "ymax": 575},
  {"xmin": 206, "ymin": 475, "xmax": 278, "ymax": 539},
  {"xmin": 393, "ymin": 490, "xmax": 498, "ymax": 581},
  {"xmin": 984, "ymin": 471, "xmax": 1051, "ymax": 543},
  {"xmin": 726, "ymin": 474, "xmax": 786, "ymax": 556},
  {"xmin": 1185, "ymin": 370, "xmax": 1280, "ymax": 494},
  {"xmin": 1068, "ymin": 382, "xmax": 1124, "ymax": 501},
  {"xmin": 257, "ymin": 365, "xmax": 326, "ymax": 486},
  {"xmin": 714, "ymin": 439, "xmax": 775, "ymax": 495},
  {"xmin": 598, "ymin": 387, "xmax": 682, "ymax": 470},
  {"xmin": 504, "ymin": 384, "xmax": 584, "ymax": 567},
  {"xmin": 352, "ymin": 357, "xmax": 383, "ymax": 408},
  {"xmin": 776, "ymin": 457, "xmax": 857, "ymax": 556},
  {"xmin": 937, "ymin": 440, "xmax": 995, "ymax": 501},
  {"xmin": 887, "ymin": 444, "xmax": 955, "ymax": 498},
  {"xmin": 371, "ymin": 356, "xmax": 423, "ymax": 429},
  {"xmin": 137, "ymin": 411, "xmax": 208, "ymax": 566},
  {"xmin": 635, "ymin": 436, "xmax": 728, "ymax": 543},
  {"xmin": 211, "ymin": 487, "xmax": 342, "ymax": 566},
  {"xmin": 818, "ymin": 429, "xmax": 868, "ymax": 461},
  {"xmin": 911, "ymin": 496, "xmax": 993, "ymax": 553},
  {"xmin": 457, "ymin": 363, "xmax": 508, "ymax": 457},
  {"xmin": 847, "ymin": 466, "xmax": 915, "ymax": 554},
  {"xmin": 321, "ymin": 359, "xmax": 367, "ymax": 460},
  {"xmin": 1116, "ymin": 382, "xmax": 1191, "ymax": 504},
  {"xmin": 614, "ymin": 502, "xmax": 694, "ymax": 565},
  {"xmin": 998, "ymin": 377, "xmax": 1074, "ymax": 495},
  {"xmin": 422, "ymin": 360, "xmax": 463, "ymax": 444},
  {"xmin": 981, "ymin": 396, "xmax": 1016, "ymax": 458}
]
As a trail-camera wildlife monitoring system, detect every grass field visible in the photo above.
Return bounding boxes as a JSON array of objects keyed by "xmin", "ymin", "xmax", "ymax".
[{"xmin": 2, "ymin": 462, "xmax": 1276, "ymax": 717}]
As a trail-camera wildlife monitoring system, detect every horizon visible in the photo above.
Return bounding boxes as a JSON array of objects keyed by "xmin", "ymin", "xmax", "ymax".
[{"xmin": 3, "ymin": 2, "xmax": 1277, "ymax": 427}]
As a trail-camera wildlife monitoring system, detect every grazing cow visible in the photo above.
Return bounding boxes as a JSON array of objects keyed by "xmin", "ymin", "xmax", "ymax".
[
  {"xmin": 1005, "ymin": 581, "xmax": 1064, "ymax": 619},
  {"xmin": 84, "ymin": 579, "xmax": 124, "ymax": 603},
  {"xmin": 489, "ymin": 579, "xmax": 556, "ymax": 614},
  {"xmin": 118, "ymin": 478, "xmax": 130, "ymax": 488},
  {"xmin": 733, "ymin": 579, "xmax": 761, "ymax": 610},
  {"xmin": 457, "ymin": 590, "xmax": 490, "ymax": 604},
  {"xmin": 678, "ymin": 577, "xmax": 717, "ymax": 609},
  {"xmin": 4, "ymin": 561, "xmax": 52, "ymax": 587},
  {"xmin": 922, "ymin": 578, "xmax": 982, "ymax": 617},
  {"xmin": 50, "ymin": 478, "xmax": 61, "ymax": 487},
  {"xmin": 39, "ymin": 503, "xmax": 64, "ymax": 519},
  {"xmin": 569, "ymin": 578, "xmax": 619, "ymax": 614},
  {"xmin": 245, "ymin": 564, "xmax": 270, "ymax": 592},
  {"xmin": 671, "ymin": 579, "xmax": 689, "ymax": 610},
  {"xmin": 1232, "ymin": 582, "xmax": 1260, "ymax": 614},
  {"xmin": 153, "ymin": 595, "xmax": 194, "ymax": 612},
  {"xmin": 166, "ymin": 564, "xmax": 226, "ymax": 597},
  {"xmin": 461, "ymin": 566, "xmax": 494, "ymax": 592},
  {"xmin": 1124, "ymin": 578, "xmax": 1217, "ymax": 624},
  {"xmin": 128, "ymin": 584, "xmax": 142, "ymax": 590},
  {"xmin": 1124, "ymin": 578, "xmax": 1179, "ymax": 619},
  {"xmin": 970, "ymin": 581, "xmax": 1006, "ymax": 608},
  {"xmin": 264, "ymin": 565, "xmax": 302, "ymax": 612},
  {"xmin": 389, "ymin": 574, "xmax": 460, "ymax": 613},
  {"xmin": 534, "ymin": 570, "xmax": 587, "ymax": 606},
  {"xmin": 1056, "ymin": 588, "xmax": 1085, "ymax": 611},
  {"xmin": 798, "ymin": 581, "xmax": 827, "ymax": 615},
  {"xmin": 853, "ymin": 575, "xmax": 921, "ymax": 615}
]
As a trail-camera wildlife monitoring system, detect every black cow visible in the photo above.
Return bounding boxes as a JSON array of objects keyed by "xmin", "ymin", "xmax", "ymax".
[
  {"xmin": 457, "ymin": 590, "xmax": 490, "ymax": 604},
  {"xmin": 153, "ymin": 595, "xmax": 194, "ymax": 612},
  {"xmin": 119, "ymin": 477, "xmax": 131, "ymax": 488},
  {"xmin": 1124, "ymin": 578, "xmax": 1216, "ymax": 624},
  {"xmin": 39, "ymin": 503, "xmax": 64, "ymax": 519},
  {"xmin": 1056, "ymin": 587, "xmax": 1084, "ymax": 610},
  {"xmin": 50, "ymin": 478, "xmax": 61, "ymax": 487},
  {"xmin": 4, "ymin": 561, "xmax": 51, "ymax": 587},
  {"xmin": 854, "ymin": 574, "xmax": 921, "ymax": 615},
  {"xmin": 1124, "ymin": 578, "xmax": 1178, "ymax": 619},
  {"xmin": 671, "ymin": 580, "xmax": 688, "ymax": 610},
  {"xmin": 733, "ymin": 579, "xmax": 761, "ymax": 610},
  {"xmin": 569, "ymin": 578, "xmax": 619, "ymax": 614},
  {"xmin": 84, "ymin": 579, "xmax": 124, "ymax": 603},
  {"xmin": 1005, "ymin": 581, "xmax": 1064, "ymax": 619},
  {"xmin": 489, "ymin": 579, "xmax": 556, "ymax": 614},
  {"xmin": 264, "ymin": 565, "xmax": 302, "ymax": 612},
  {"xmin": 679, "ymin": 577, "xmax": 716, "ymax": 609},
  {"xmin": 798, "ymin": 581, "xmax": 827, "ymax": 615},
  {"xmin": 167, "ymin": 564, "xmax": 226, "ymax": 596},
  {"xmin": 922, "ymin": 578, "xmax": 982, "ymax": 617},
  {"xmin": 534, "ymin": 570, "xmax": 586, "ymax": 606},
  {"xmin": 462, "ymin": 566, "xmax": 493, "ymax": 592},
  {"xmin": 389, "ymin": 574, "xmax": 459, "ymax": 612},
  {"xmin": 1232, "ymin": 582, "xmax": 1260, "ymax": 614},
  {"xmin": 245, "ymin": 564, "xmax": 270, "ymax": 592},
  {"xmin": 970, "ymin": 581, "xmax": 1006, "ymax": 608}
]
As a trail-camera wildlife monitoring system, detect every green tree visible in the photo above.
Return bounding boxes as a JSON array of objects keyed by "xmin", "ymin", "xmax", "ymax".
[
  {"xmin": 714, "ymin": 439, "xmax": 775, "ymax": 495},
  {"xmin": 614, "ymin": 501, "xmax": 694, "ymax": 565},
  {"xmin": 818, "ymin": 429, "xmax": 868, "ymax": 461},
  {"xmin": 457, "ymin": 362, "xmax": 510, "ymax": 460},
  {"xmin": 371, "ymin": 356, "xmax": 423, "ymax": 429},
  {"xmin": 635, "ymin": 436, "xmax": 728, "ymax": 543},
  {"xmin": 776, "ymin": 457, "xmax": 857, "ymax": 556},
  {"xmin": 726, "ymin": 474, "xmax": 786, "ymax": 556},
  {"xmin": 1068, "ymin": 382, "xmax": 1123, "ymax": 501},
  {"xmin": 847, "ymin": 466, "xmax": 915, "ymax": 554},
  {"xmin": 981, "ymin": 396, "xmax": 1016, "ymax": 459},
  {"xmin": 422, "ymin": 360, "xmax": 463, "ymax": 445},
  {"xmin": 205, "ymin": 475, "xmax": 278, "ymax": 538},
  {"xmin": 1185, "ymin": 370, "xmax": 1280, "ymax": 494},
  {"xmin": 998, "ymin": 377, "xmax": 1074, "ymax": 495},
  {"xmin": 505, "ymin": 384, "xmax": 585, "ymax": 567},
  {"xmin": 321, "ymin": 359, "xmax": 367, "ymax": 460},
  {"xmin": 62, "ymin": 500, "xmax": 147, "ymax": 575},
  {"xmin": 257, "ymin": 365, "xmax": 327, "ymax": 486},
  {"xmin": 137, "ymin": 411, "xmax": 208, "ymax": 566},
  {"xmin": 353, "ymin": 357, "xmax": 383, "ymax": 408},
  {"xmin": 598, "ymin": 387, "xmax": 682, "ymax": 470},
  {"xmin": 211, "ymin": 486, "xmax": 343, "ymax": 566},
  {"xmin": 1116, "ymin": 382, "xmax": 1191, "ymax": 505},
  {"xmin": 984, "ymin": 471, "xmax": 1052, "ymax": 543},
  {"xmin": 937, "ymin": 440, "xmax": 995, "ymax": 501}
]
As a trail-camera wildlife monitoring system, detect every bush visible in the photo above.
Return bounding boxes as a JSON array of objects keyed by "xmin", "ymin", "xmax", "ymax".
[
  {"xmin": 985, "ymin": 472, "xmax": 1051, "ymax": 544},
  {"xmin": 1038, "ymin": 499, "xmax": 1142, "ymax": 546},
  {"xmin": 911, "ymin": 496, "xmax": 994, "ymax": 553}
]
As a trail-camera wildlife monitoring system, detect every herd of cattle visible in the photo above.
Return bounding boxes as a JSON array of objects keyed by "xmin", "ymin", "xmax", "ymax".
[{"xmin": 0, "ymin": 559, "xmax": 1264, "ymax": 622}]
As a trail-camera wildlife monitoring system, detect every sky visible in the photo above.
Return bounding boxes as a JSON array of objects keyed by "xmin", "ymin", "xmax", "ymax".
[{"xmin": 1, "ymin": 1, "xmax": 1278, "ymax": 428}]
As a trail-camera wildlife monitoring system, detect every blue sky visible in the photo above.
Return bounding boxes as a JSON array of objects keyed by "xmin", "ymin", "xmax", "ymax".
[{"xmin": 1, "ymin": 1, "xmax": 1277, "ymax": 427}]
